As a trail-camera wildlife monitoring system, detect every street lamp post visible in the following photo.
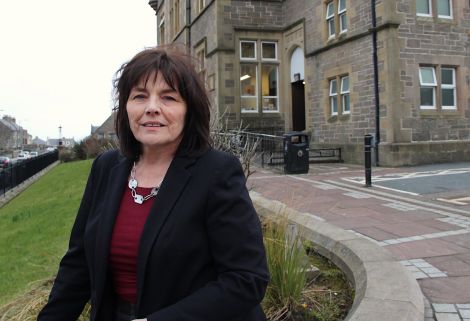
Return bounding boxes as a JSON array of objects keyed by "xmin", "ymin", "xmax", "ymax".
[{"xmin": 58, "ymin": 126, "xmax": 62, "ymax": 147}]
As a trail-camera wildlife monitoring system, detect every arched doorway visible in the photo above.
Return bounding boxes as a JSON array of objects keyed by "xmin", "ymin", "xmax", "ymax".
[{"xmin": 290, "ymin": 47, "xmax": 305, "ymax": 132}]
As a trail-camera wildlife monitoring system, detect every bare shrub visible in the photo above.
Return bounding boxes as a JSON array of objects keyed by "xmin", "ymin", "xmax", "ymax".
[{"xmin": 210, "ymin": 116, "xmax": 259, "ymax": 179}]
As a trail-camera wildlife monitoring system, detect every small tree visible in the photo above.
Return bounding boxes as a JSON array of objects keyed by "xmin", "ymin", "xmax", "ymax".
[{"xmin": 73, "ymin": 141, "xmax": 87, "ymax": 160}]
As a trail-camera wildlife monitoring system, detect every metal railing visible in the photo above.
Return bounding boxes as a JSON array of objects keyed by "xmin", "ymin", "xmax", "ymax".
[
  {"xmin": 0, "ymin": 151, "xmax": 59, "ymax": 196},
  {"xmin": 231, "ymin": 131, "xmax": 343, "ymax": 173}
]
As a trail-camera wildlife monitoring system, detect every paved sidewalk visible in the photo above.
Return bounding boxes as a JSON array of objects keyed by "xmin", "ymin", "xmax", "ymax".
[{"xmin": 248, "ymin": 163, "xmax": 470, "ymax": 321}]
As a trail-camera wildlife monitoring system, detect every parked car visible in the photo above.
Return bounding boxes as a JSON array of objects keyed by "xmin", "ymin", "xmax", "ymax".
[
  {"xmin": 30, "ymin": 151, "xmax": 39, "ymax": 157},
  {"xmin": 0, "ymin": 156, "xmax": 10, "ymax": 168},
  {"xmin": 17, "ymin": 153, "xmax": 29, "ymax": 161}
]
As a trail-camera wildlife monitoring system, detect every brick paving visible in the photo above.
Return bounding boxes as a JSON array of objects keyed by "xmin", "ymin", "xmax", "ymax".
[{"xmin": 248, "ymin": 163, "xmax": 470, "ymax": 321}]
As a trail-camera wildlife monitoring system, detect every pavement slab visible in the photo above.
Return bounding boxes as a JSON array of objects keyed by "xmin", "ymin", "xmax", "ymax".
[
  {"xmin": 441, "ymin": 234, "xmax": 470, "ymax": 250},
  {"xmin": 354, "ymin": 226, "xmax": 401, "ymax": 241},
  {"xmin": 421, "ymin": 277, "xmax": 470, "ymax": 303},
  {"xmin": 426, "ymin": 256, "xmax": 470, "ymax": 277},
  {"xmin": 374, "ymin": 221, "xmax": 453, "ymax": 238},
  {"xmin": 385, "ymin": 239, "xmax": 469, "ymax": 260}
]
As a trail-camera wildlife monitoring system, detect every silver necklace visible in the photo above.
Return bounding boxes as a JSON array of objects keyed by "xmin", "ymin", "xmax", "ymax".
[{"xmin": 128, "ymin": 161, "xmax": 161, "ymax": 204}]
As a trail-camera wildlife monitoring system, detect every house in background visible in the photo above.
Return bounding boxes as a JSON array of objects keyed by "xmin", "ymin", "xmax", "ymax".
[
  {"xmin": 148, "ymin": 0, "xmax": 470, "ymax": 166},
  {"xmin": 46, "ymin": 138, "xmax": 76, "ymax": 148},
  {"xmin": 0, "ymin": 115, "xmax": 30, "ymax": 150},
  {"xmin": 91, "ymin": 112, "xmax": 116, "ymax": 141}
]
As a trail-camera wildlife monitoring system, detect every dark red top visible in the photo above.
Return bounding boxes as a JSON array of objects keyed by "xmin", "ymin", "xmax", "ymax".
[{"xmin": 109, "ymin": 186, "xmax": 154, "ymax": 303}]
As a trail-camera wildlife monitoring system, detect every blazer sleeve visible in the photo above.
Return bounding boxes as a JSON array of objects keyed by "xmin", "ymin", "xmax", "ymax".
[
  {"xmin": 147, "ymin": 152, "xmax": 269, "ymax": 321},
  {"xmin": 37, "ymin": 155, "xmax": 101, "ymax": 321}
]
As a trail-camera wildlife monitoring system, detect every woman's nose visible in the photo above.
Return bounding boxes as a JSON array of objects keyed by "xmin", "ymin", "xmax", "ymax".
[{"xmin": 145, "ymin": 98, "xmax": 161, "ymax": 114}]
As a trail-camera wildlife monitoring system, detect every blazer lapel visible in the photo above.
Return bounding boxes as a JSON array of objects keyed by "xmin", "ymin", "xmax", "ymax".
[
  {"xmin": 94, "ymin": 156, "xmax": 131, "ymax": 309},
  {"xmin": 136, "ymin": 155, "xmax": 196, "ymax": 309}
]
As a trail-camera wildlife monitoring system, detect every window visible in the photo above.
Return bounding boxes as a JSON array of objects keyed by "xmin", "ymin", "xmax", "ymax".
[
  {"xmin": 326, "ymin": 1, "xmax": 335, "ymax": 39},
  {"xmin": 416, "ymin": 0, "xmax": 432, "ymax": 16},
  {"xmin": 329, "ymin": 79, "xmax": 338, "ymax": 115},
  {"xmin": 158, "ymin": 16, "xmax": 165, "ymax": 45},
  {"xmin": 261, "ymin": 42, "xmax": 277, "ymax": 60},
  {"xmin": 240, "ymin": 64, "xmax": 258, "ymax": 112},
  {"xmin": 262, "ymin": 65, "xmax": 278, "ymax": 112},
  {"xmin": 340, "ymin": 76, "xmax": 350, "ymax": 114},
  {"xmin": 197, "ymin": 0, "xmax": 205, "ymax": 14},
  {"xmin": 338, "ymin": 0, "xmax": 347, "ymax": 33},
  {"xmin": 240, "ymin": 41, "xmax": 256, "ymax": 60},
  {"xmin": 441, "ymin": 68, "xmax": 456, "ymax": 109},
  {"xmin": 175, "ymin": 0, "xmax": 180, "ymax": 35},
  {"xmin": 416, "ymin": 0, "xmax": 453, "ymax": 18},
  {"xmin": 170, "ymin": 0, "xmax": 180, "ymax": 37},
  {"xmin": 437, "ymin": 0, "xmax": 452, "ymax": 18},
  {"xmin": 419, "ymin": 66, "xmax": 457, "ymax": 110},
  {"xmin": 196, "ymin": 47, "xmax": 206, "ymax": 83},
  {"xmin": 329, "ymin": 74, "xmax": 350, "ymax": 116},
  {"xmin": 239, "ymin": 40, "xmax": 279, "ymax": 113},
  {"xmin": 326, "ymin": 0, "xmax": 347, "ymax": 39},
  {"xmin": 419, "ymin": 67, "xmax": 437, "ymax": 109}
]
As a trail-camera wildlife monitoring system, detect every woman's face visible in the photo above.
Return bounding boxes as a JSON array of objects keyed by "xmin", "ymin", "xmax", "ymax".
[{"xmin": 126, "ymin": 71, "xmax": 187, "ymax": 155}]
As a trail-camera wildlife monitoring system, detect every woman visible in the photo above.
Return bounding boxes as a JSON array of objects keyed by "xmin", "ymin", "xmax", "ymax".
[{"xmin": 37, "ymin": 46, "xmax": 269, "ymax": 321}]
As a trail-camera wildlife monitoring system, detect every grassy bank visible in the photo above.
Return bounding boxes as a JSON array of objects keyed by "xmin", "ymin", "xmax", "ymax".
[{"xmin": 0, "ymin": 159, "xmax": 92, "ymax": 305}]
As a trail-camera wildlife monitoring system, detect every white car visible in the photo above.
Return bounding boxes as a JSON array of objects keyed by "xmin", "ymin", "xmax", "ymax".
[
  {"xmin": 17, "ymin": 153, "xmax": 28, "ymax": 160},
  {"xmin": 30, "ymin": 151, "xmax": 39, "ymax": 157}
]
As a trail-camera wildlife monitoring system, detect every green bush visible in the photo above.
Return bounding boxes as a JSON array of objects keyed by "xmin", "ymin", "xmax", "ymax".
[{"xmin": 73, "ymin": 142, "xmax": 87, "ymax": 160}]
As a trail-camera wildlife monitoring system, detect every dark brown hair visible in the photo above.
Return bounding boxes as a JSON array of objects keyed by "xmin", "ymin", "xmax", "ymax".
[{"xmin": 113, "ymin": 45, "xmax": 211, "ymax": 159}]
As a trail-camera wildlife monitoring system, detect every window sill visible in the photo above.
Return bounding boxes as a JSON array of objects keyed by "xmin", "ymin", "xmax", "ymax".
[
  {"xmin": 327, "ymin": 113, "xmax": 350, "ymax": 123},
  {"xmin": 416, "ymin": 15, "xmax": 455, "ymax": 24},
  {"xmin": 419, "ymin": 108, "xmax": 460, "ymax": 118},
  {"xmin": 436, "ymin": 17, "xmax": 454, "ymax": 24}
]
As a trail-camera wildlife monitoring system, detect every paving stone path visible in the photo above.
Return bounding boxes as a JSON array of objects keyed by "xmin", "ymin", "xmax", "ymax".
[{"xmin": 248, "ymin": 163, "xmax": 470, "ymax": 321}]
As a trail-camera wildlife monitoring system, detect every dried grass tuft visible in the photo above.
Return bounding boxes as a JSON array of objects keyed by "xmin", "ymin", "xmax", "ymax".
[{"xmin": 0, "ymin": 278, "xmax": 90, "ymax": 321}]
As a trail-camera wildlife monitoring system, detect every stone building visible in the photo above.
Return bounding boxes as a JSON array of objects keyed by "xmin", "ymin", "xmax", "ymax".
[
  {"xmin": 91, "ymin": 112, "xmax": 117, "ymax": 141},
  {"xmin": 0, "ymin": 116, "xmax": 29, "ymax": 150},
  {"xmin": 148, "ymin": 0, "xmax": 470, "ymax": 166}
]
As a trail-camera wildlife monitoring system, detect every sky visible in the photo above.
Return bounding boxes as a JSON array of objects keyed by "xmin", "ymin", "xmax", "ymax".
[{"xmin": 0, "ymin": 0, "xmax": 157, "ymax": 141}]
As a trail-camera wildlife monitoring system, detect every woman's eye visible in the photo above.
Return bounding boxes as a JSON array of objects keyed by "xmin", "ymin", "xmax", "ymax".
[
  {"xmin": 133, "ymin": 94, "xmax": 146, "ymax": 100},
  {"xmin": 162, "ymin": 95, "xmax": 176, "ymax": 101}
]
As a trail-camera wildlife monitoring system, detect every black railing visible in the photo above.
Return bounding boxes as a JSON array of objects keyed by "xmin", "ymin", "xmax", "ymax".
[
  {"xmin": 230, "ymin": 131, "xmax": 342, "ymax": 173},
  {"xmin": 0, "ymin": 151, "xmax": 59, "ymax": 196}
]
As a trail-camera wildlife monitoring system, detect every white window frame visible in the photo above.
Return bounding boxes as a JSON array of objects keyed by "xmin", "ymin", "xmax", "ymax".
[
  {"xmin": 441, "ymin": 67, "xmax": 456, "ymax": 110},
  {"xmin": 419, "ymin": 66, "xmax": 437, "ymax": 109},
  {"xmin": 262, "ymin": 65, "xmax": 279, "ymax": 113},
  {"xmin": 261, "ymin": 42, "xmax": 278, "ymax": 61},
  {"xmin": 340, "ymin": 75, "xmax": 350, "ymax": 114},
  {"xmin": 416, "ymin": 0, "xmax": 432, "ymax": 17},
  {"xmin": 437, "ymin": 0, "xmax": 453, "ymax": 19},
  {"xmin": 326, "ymin": 1, "xmax": 335, "ymax": 39},
  {"xmin": 197, "ymin": 0, "xmax": 205, "ymax": 14},
  {"xmin": 240, "ymin": 64, "xmax": 259, "ymax": 113},
  {"xmin": 196, "ymin": 46, "xmax": 206, "ymax": 84},
  {"xmin": 329, "ymin": 78, "xmax": 338, "ymax": 115},
  {"xmin": 338, "ymin": 0, "xmax": 347, "ymax": 34},
  {"xmin": 158, "ymin": 17, "xmax": 165, "ymax": 45},
  {"xmin": 240, "ymin": 41, "xmax": 257, "ymax": 60}
]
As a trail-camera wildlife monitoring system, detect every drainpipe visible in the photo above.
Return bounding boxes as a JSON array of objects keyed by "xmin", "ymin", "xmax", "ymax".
[
  {"xmin": 371, "ymin": 0, "xmax": 380, "ymax": 166},
  {"xmin": 186, "ymin": 0, "xmax": 191, "ymax": 48}
]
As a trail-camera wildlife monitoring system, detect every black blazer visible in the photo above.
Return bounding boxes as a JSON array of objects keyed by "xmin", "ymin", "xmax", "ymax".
[{"xmin": 38, "ymin": 149, "xmax": 269, "ymax": 321}]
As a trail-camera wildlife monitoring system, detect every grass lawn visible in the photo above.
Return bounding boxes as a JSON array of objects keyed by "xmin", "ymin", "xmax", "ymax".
[{"xmin": 0, "ymin": 159, "xmax": 93, "ymax": 305}]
